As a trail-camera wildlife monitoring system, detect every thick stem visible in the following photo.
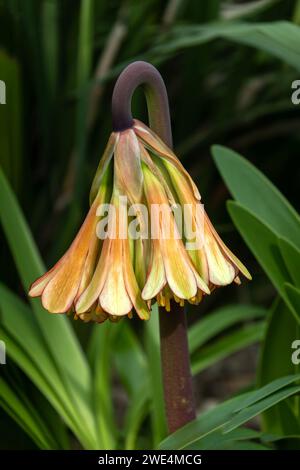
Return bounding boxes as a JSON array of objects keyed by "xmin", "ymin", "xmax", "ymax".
[
  {"xmin": 112, "ymin": 61, "xmax": 196, "ymax": 434},
  {"xmin": 159, "ymin": 302, "xmax": 196, "ymax": 433},
  {"xmin": 112, "ymin": 61, "xmax": 172, "ymax": 147}
]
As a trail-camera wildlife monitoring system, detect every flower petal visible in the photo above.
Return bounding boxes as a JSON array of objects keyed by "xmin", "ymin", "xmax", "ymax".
[
  {"xmin": 114, "ymin": 129, "xmax": 143, "ymax": 204},
  {"xmin": 99, "ymin": 238, "xmax": 132, "ymax": 316},
  {"xmin": 40, "ymin": 191, "xmax": 103, "ymax": 313},
  {"xmin": 89, "ymin": 132, "xmax": 117, "ymax": 204},
  {"xmin": 205, "ymin": 213, "xmax": 252, "ymax": 280},
  {"xmin": 75, "ymin": 232, "xmax": 100, "ymax": 302},
  {"xmin": 203, "ymin": 223, "xmax": 236, "ymax": 286},
  {"xmin": 142, "ymin": 239, "xmax": 166, "ymax": 300},
  {"xmin": 28, "ymin": 261, "xmax": 63, "ymax": 297},
  {"xmin": 143, "ymin": 163, "xmax": 208, "ymax": 299},
  {"xmin": 42, "ymin": 215, "xmax": 98, "ymax": 312},
  {"xmin": 134, "ymin": 119, "xmax": 201, "ymax": 200},
  {"xmin": 123, "ymin": 237, "xmax": 150, "ymax": 320},
  {"xmin": 75, "ymin": 237, "xmax": 110, "ymax": 313}
]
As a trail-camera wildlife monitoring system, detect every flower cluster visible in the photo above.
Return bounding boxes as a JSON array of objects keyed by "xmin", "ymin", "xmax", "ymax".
[{"xmin": 29, "ymin": 120, "xmax": 251, "ymax": 323}]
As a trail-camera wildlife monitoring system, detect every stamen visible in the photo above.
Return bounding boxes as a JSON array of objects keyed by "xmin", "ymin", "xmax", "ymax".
[{"xmin": 165, "ymin": 294, "xmax": 171, "ymax": 312}]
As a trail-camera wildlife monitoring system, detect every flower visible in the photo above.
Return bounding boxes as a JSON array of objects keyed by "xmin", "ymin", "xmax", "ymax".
[{"xmin": 29, "ymin": 119, "xmax": 251, "ymax": 322}]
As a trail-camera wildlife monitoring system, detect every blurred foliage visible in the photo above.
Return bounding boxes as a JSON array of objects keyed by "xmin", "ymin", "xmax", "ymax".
[{"xmin": 1, "ymin": 0, "xmax": 300, "ymax": 450}]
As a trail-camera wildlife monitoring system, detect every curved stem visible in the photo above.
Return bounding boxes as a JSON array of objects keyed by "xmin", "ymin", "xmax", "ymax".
[
  {"xmin": 112, "ymin": 61, "xmax": 196, "ymax": 434},
  {"xmin": 112, "ymin": 61, "xmax": 172, "ymax": 147}
]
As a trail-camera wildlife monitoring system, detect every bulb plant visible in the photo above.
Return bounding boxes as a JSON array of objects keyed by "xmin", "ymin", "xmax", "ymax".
[{"xmin": 28, "ymin": 61, "xmax": 251, "ymax": 434}]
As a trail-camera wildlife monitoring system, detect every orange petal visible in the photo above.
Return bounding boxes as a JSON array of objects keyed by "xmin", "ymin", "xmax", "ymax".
[
  {"xmin": 75, "ymin": 237, "xmax": 110, "ymax": 313},
  {"xmin": 41, "ymin": 193, "xmax": 101, "ymax": 313},
  {"xmin": 100, "ymin": 237, "xmax": 132, "ymax": 316},
  {"xmin": 114, "ymin": 129, "xmax": 143, "ymax": 204},
  {"xmin": 75, "ymin": 233, "xmax": 101, "ymax": 302},
  {"xmin": 142, "ymin": 239, "xmax": 166, "ymax": 300},
  {"xmin": 143, "ymin": 163, "xmax": 209, "ymax": 299},
  {"xmin": 28, "ymin": 259, "xmax": 65, "ymax": 297},
  {"xmin": 134, "ymin": 119, "xmax": 200, "ymax": 200},
  {"xmin": 123, "ymin": 237, "xmax": 150, "ymax": 320}
]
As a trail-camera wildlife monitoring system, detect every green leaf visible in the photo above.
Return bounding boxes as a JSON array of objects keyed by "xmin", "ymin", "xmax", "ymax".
[
  {"xmin": 0, "ymin": 284, "xmax": 79, "ymax": 431},
  {"xmin": 0, "ymin": 51, "xmax": 23, "ymax": 192},
  {"xmin": 152, "ymin": 21, "xmax": 300, "ymax": 73},
  {"xmin": 144, "ymin": 304, "xmax": 167, "ymax": 446},
  {"xmin": 284, "ymin": 284, "xmax": 300, "ymax": 325},
  {"xmin": 278, "ymin": 237, "xmax": 300, "ymax": 288},
  {"xmin": 223, "ymin": 385, "xmax": 300, "ymax": 433},
  {"xmin": 219, "ymin": 440, "xmax": 270, "ymax": 450},
  {"xmin": 159, "ymin": 374, "xmax": 300, "ymax": 450},
  {"xmin": 113, "ymin": 322, "xmax": 151, "ymax": 449},
  {"xmin": 191, "ymin": 322, "xmax": 265, "ymax": 375},
  {"xmin": 77, "ymin": 0, "xmax": 94, "ymax": 88},
  {"xmin": 227, "ymin": 201, "xmax": 300, "ymax": 322},
  {"xmin": 159, "ymin": 392, "xmax": 248, "ymax": 450},
  {"xmin": 0, "ymin": 167, "xmax": 98, "ymax": 448},
  {"xmin": 114, "ymin": 322, "xmax": 148, "ymax": 397},
  {"xmin": 257, "ymin": 299, "xmax": 300, "ymax": 436},
  {"xmin": 235, "ymin": 373, "xmax": 300, "ymax": 412},
  {"xmin": 124, "ymin": 382, "xmax": 149, "ymax": 450},
  {"xmin": 0, "ymin": 378, "xmax": 55, "ymax": 449},
  {"xmin": 41, "ymin": 0, "xmax": 59, "ymax": 100},
  {"xmin": 185, "ymin": 427, "xmax": 264, "ymax": 450},
  {"xmin": 88, "ymin": 322, "xmax": 117, "ymax": 450},
  {"xmin": 221, "ymin": 0, "xmax": 278, "ymax": 21},
  {"xmin": 212, "ymin": 145, "xmax": 300, "ymax": 249},
  {"xmin": 189, "ymin": 304, "xmax": 266, "ymax": 354}
]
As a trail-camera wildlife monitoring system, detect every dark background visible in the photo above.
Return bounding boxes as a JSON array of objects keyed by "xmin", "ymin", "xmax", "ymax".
[{"xmin": 0, "ymin": 0, "xmax": 300, "ymax": 448}]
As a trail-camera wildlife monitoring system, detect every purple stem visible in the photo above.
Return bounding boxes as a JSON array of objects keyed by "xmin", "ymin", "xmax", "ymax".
[{"xmin": 112, "ymin": 61, "xmax": 196, "ymax": 434}]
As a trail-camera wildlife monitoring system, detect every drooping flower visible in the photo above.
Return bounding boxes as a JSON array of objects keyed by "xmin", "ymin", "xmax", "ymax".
[
  {"xmin": 134, "ymin": 120, "xmax": 251, "ymax": 289},
  {"xmin": 29, "ymin": 119, "xmax": 251, "ymax": 322}
]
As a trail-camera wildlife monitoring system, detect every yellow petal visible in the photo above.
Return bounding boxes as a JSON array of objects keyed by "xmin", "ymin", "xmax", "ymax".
[
  {"xmin": 203, "ymin": 222, "xmax": 236, "ymax": 286},
  {"xmin": 89, "ymin": 132, "xmax": 117, "ymax": 204},
  {"xmin": 143, "ymin": 163, "xmax": 208, "ymax": 299},
  {"xmin": 188, "ymin": 248, "xmax": 209, "ymax": 286},
  {"xmin": 75, "ymin": 232, "xmax": 100, "ymax": 301},
  {"xmin": 139, "ymin": 144, "xmax": 176, "ymax": 205},
  {"xmin": 123, "ymin": 237, "xmax": 150, "ymax": 320},
  {"xmin": 75, "ymin": 237, "xmax": 110, "ymax": 313},
  {"xmin": 134, "ymin": 237, "xmax": 148, "ymax": 289},
  {"xmin": 142, "ymin": 239, "xmax": 166, "ymax": 300},
  {"xmin": 161, "ymin": 237, "xmax": 197, "ymax": 299},
  {"xmin": 205, "ymin": 213, "xmax": 252, "ymax": 280},
  {"xmin": 100, "ymin": 237, "xmax": 132, "ymax": 316}
]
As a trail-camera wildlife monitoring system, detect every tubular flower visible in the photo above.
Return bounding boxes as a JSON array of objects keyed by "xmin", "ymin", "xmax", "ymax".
[{"xmin": 29, "ymin": 119, "xmax": 251, "ymax": 322}]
